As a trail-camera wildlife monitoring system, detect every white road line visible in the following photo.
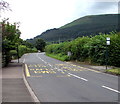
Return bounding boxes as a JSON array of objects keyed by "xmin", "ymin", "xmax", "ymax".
[
  {"xmin": 44, "ymin": 61, "xmax": 47, "ymax": 64},
  {"xmin": 68, "ymin": 73, "xmax": 88, "ymax": 81},
  {"xmin": 48, "ymin": 64, "xmax": 52, "ymax": 67},
  {"xmin": 102, "ymin": 85, "xmax": 120, "ymax": 93},
  {"xmin": 37, "ymin": 54, "xmax": 52, "ymax": 67}
]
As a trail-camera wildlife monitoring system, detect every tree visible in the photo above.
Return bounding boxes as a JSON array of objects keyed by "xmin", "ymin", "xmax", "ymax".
[
  {"xmin": 35, "ymin": 38, "xmax": 46, "ymax": 52},
  {"xmin": 2, "ymin": 20, "xmax": 21, "ymax": 66}
]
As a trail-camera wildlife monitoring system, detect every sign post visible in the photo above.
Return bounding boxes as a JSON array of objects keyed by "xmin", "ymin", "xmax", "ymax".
[
  {"xmin": 106, "ymin": 37, "xmax": 110, "ymax": 70},
  {"xmin": 67, "ymin": 51, "xmax": 72, "ymax": 60}
]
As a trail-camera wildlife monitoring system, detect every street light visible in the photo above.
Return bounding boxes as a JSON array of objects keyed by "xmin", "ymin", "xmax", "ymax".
[{"xmin": 106, "ymin": 37, "xmax": 110, "ymax": 70}]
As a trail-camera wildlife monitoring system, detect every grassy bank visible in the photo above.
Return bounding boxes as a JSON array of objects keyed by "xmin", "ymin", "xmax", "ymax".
[
  {"xmin": 46, "ymin": 53, "xmax": 70, "ymax": 61},
  {"xmin": 106, "ymin": 68, "xmax": 120, "ymax": 75}
]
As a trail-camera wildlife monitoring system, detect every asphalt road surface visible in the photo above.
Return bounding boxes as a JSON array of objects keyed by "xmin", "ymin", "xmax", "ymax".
[{"xmin": 21, "ymin": 53, "xmax": 119, "ymax": 102}]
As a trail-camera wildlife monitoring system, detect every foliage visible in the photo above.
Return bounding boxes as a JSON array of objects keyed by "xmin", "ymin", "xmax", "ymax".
[
  {"xmin": 35, "ymin": 38, "xmax": 46, "ymax": 52},
  {"xmin": 18, "ymin": 45, "xmax": 37, "ymax": 57},
  {"xmin": 46, "ymin": 53, "xmax": 70, "ymax": 61},
  {"xmin": 45, "ymin": 32, "xmax": 120, "ymax": 67},
  {"xmin": 106, "ymin": 68, "xmax": 120, "ymax": 75},
  {"xmin": 2, "ymin": 19, "xmax": 37, "ymax": 67}
]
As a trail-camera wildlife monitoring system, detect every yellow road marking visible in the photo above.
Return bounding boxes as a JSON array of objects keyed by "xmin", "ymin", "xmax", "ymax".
[
  {"xmin": 30, "ymin": 69, "xmax": 35, "ymax": 71},
  {"xmin": 56, "ymin": 75, "xmax": 71, "ymax": 77},
  {"xmin": 87, "ymin": 69, "xmax": 100, "ymax": 73},
  {"xmin": 35, "ymin": 65, "xmax": 38, "ymax": 67},
  {"xmin": 36, "ymin": 69, "xmax": 40, "ymax": 70},
  {"xmin": 45, "ymin": 71, "xmax": 49, "ymax": 73},
  {"xmin": 61, "ymin": 71, "xmax": 65, "ymax": 74},
  {"xmin": 31, "ymin": 76, "xmax": 42, "ymax": 77},
  {"xmin": 25, "ymin": 64, "xmax": 30, "ymax": 77},
  {"xmin": 34, "ymin": 71, "xmax": 38, "ymax": 73}
]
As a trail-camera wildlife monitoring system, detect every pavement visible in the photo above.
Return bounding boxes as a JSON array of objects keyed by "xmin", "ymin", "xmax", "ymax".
[{"xmin": 2, "ymin": 62, "xmax": 35, "ymax": 104}]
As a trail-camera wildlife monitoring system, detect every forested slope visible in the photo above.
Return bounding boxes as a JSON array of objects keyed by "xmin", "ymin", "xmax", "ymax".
[{"xmin": 27, "ymin": 14, "xmax": 119, "ymax": 43}]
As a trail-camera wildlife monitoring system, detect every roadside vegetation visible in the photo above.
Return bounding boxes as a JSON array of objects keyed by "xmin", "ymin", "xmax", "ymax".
[
  {"xmin": 106, "ymin": 68, "xmax": 120, "ymax": 75},
  {"xmin": 2, "ymin": 19, "xmax": 37, "ymax": 67},
  {"xmin": 45, "ymin": 32, "xmax": 120, "ymax": 70},
  {"xmin": 0, "ymin": 1, "xmax": 38, "ymax": 67}
]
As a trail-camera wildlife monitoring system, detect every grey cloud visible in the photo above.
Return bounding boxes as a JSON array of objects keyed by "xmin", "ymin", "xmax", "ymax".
[{"xmin": 90, "ymin": 2, "xmax": 118, "ymax": 13}]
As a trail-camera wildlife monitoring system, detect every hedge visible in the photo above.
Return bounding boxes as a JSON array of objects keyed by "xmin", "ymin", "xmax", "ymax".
[{"xmin": 45, "ymin": 32, "xmax": 120, "ymax": 67}]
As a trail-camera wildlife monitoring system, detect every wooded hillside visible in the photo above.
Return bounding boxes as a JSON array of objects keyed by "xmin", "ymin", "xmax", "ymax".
[{"xmin": 27, "ymin": 14, "xmax": 119, "ymax": 43}]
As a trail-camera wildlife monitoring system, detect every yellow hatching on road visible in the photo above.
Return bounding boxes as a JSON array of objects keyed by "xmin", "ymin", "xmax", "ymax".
[{"xmin": 25, "ymin": 64, "xmax": 30, "ymax": 77}]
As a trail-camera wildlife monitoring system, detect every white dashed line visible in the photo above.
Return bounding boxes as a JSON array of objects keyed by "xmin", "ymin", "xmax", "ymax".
[
  {"xmin": 102, "ymin": 85, "xmax": 120, "ymax": 93},
  {"xmin": 68, "ymin": 73, "xmax": 88, "ymax": 81}
]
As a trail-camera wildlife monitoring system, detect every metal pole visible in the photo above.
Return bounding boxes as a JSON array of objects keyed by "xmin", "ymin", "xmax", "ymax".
[
  {"xmin": 106, "ymin": 37, "xmax": 110, "ymax": 70},
  {"xmin": 106, "ymin": 45, "xmax": 108, "ymax": 70},
  {"xmin": 17, "ymin": 45, "xmax": 19, "ymax": 63}
]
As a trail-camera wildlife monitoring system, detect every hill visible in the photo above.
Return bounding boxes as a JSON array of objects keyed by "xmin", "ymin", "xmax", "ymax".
[{"xmin": 27, "ymin": 14, "xmax": 119, "ymax": 43}]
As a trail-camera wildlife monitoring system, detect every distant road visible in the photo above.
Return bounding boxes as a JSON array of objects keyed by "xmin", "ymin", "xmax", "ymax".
[{"xmin": 21, "ymin": 53, "xmax": 119, "ymax": 102}]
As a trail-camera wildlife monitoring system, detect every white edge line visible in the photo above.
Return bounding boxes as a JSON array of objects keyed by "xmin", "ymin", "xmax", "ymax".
[
  {"xmin": 22, "ymin": 64, "xmax": 40, "ymax": 102},
  {"xmin": 68, "ymin": 73, "xmax": 88, "ymax": 81},
  {"xmin": 102, "ymin": 85, "xmax": 120, "ymax": 93}
]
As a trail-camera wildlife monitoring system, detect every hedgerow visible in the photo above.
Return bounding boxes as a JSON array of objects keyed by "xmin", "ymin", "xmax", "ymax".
[{"xmin": 45, "ymin": 32, "xmax": 120, "ymax": 67}]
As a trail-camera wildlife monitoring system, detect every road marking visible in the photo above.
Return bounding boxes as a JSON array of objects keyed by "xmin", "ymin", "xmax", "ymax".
[
  {"xmin": 48, "ymin": 64, "xmax": 52, "ymax": 67},
  {"xmin": 66, "ymin": 63, "xmax": 101, "ymax": 73},
  {"xmin": 31, "ymin": 76, "xmax": 42, "ymax": 77},
  {"xmin": 102, "ymin": 85, "xmax": 120, "ymax": 93},
  {"xmin": 30, "ymin": 69, "xmax": 35, "ymax": 71},
  {"xmin": 25, "ymin": 64, "xmax": 30, "ymax": 77},
  {"xmin": 86, "ymin": 69, "xmax": 100, "ymax": 73},
  {"xmin": 68, "ymin": 73, "xmax": 88, "ymax": 81}
]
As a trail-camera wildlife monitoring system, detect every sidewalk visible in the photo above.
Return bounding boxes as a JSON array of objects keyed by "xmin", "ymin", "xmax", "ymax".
[{"xmin": 2, "ymin": 62, "xmax": 34, "ymax": 103}]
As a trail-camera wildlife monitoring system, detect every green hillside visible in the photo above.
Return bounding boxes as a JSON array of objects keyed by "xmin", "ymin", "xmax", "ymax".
[{"xmin": 27, "ymin": 14, "xmax": 119, "ymax": 43}]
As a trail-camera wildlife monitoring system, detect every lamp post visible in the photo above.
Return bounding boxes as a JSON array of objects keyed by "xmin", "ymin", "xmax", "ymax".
[
  {"xmin": 16, "ymin": 44, "xmax": 19, "ymax": 63},
  {"xmin": 106, "ymin": 37, "xmax": 110, "ymax": 70}
]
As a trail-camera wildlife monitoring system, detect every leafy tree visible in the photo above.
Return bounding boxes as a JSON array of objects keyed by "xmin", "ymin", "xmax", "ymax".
[{"xmin": 35, "ymin": 38, "xmax": 46, "ymax": 52}]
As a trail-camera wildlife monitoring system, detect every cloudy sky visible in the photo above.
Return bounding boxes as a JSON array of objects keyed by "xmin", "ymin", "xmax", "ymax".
[{"xmin": 1, "ymin": 0, "xmax": 119, "ymax": 40}]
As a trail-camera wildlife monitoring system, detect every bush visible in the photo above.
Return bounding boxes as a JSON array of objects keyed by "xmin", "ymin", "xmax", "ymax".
[
  {"xmin": 45, "ymin": 32, "xmax": 120, "ymax": 67},
  {"xmin": 19, "ymin": 45, "xmax": 37, "ymax": 57}
]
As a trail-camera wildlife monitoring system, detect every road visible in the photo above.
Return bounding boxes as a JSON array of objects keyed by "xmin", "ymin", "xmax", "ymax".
[{"xmin": 21, "ymin": 53, "xmax": 119, "ymax": 102}]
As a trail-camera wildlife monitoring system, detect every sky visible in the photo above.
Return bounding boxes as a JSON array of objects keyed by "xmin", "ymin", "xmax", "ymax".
[{"xmin": 1, "ymin": 0, "xmax": 119, "ymax": 40}]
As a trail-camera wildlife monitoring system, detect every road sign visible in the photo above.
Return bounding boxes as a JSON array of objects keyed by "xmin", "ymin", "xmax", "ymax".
[
  {"xmin": 106, "ymin": 37, "xmax": 110, "ymax": 45},
  {"xmin": 67, "ymin": 51, "xmax": 72, "ymax": 57}
]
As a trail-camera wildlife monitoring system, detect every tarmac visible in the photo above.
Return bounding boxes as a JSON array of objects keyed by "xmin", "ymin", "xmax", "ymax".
[
  {"xmin": 2, "ymin": 62, "xmax": 36, "ymax": 104},
  {"xmin": 68, "ymin": 61, "xmax": 114, "ymax": 72},
  {"xmin": 1, "ymin": 59, "xmax": 117, "ymax": 104}
]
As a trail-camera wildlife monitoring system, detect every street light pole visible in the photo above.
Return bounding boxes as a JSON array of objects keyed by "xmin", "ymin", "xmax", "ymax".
[
  {"xmin": 106, "ymin": 37, "xmax": 110, "ymax": 70},
  {"xmin": 17, "ymin": 44, "xmax": 19, "ymax": 63}
]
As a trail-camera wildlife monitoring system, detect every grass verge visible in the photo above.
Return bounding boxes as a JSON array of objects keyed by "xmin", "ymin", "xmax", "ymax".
[
  {"xmin": 106, "ymin": 68, "xmax": 120, "ymax": 75},
  {"xmin": 46, "ymin": 53, "xmax": 70, "ymax": 61}
]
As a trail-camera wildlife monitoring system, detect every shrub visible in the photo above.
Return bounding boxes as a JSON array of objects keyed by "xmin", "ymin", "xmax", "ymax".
[{"xmin": 45, "ymin": 32, "xmax": 120, "ymax": 67}]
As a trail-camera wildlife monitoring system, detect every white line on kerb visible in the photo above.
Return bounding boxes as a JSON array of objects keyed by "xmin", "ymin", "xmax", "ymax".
[
  {"xmin": 68, "ymin": 73, "xmax": 88, "ymax": 81},
  {"xmin": 102, "ymin": 85, "xmax": 120, "ymax": 93}
]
